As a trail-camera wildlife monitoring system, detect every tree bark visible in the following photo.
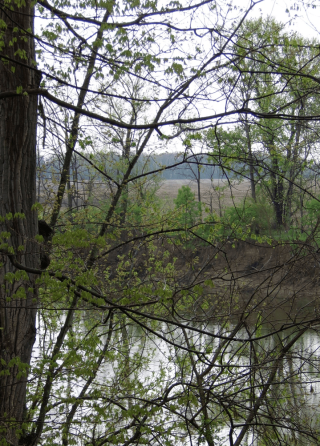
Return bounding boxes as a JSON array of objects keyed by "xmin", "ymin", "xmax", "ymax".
[
  {"xmin": 244, "ymin": 121, "xmax": 256, "ymax": 201},
  {"xmin": 270, "ymin": 156, "xmax": 284, "ymax": 228},
  {"xmin": 0, "ymin": 1, "xmax": 39, "ymax": 444}
]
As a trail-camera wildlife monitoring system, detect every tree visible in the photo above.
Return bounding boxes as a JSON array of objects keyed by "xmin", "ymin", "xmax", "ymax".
[
  {"xmin": 207, "ymin": 18, "xmax": 320, "ymax": 228},
  {"xmin": 174, "ymin": 185, "xmax": 200, "ymax": 227},
  {"xmin": 0, "ymin": 1, "xmax": 39, "ymax": 443},
  {"xmin": 2, "ymin": 1, "xmax": 320, "ymax": 445}
]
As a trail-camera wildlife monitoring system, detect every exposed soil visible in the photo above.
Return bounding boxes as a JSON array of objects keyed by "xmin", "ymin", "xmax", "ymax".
[
  {"xmin": 169, "ymin": 238, "xmax": 320, "ymax": 310},
  {"xmin": 149, "ymin": 238, "xmax": 320, "ymax": 328}
]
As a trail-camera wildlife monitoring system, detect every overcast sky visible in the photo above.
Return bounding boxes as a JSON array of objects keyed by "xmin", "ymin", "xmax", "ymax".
[{"xmin": 245, "ymin": 0, "xmax": 320, "ymax": 38}]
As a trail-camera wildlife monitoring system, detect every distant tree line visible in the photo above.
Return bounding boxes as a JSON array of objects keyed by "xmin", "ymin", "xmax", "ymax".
[{"xmin": 37, "ymin": 152, "xmax": 225, "ymax": 183}]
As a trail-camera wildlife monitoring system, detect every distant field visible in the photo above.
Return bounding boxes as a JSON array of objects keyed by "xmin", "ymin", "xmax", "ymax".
[
  {"xmin": 157, "ymin": 179, "xmax": 251, "ymax": 214},
  {"xmin": 39, "ymin": 179, "xmax": 252, "ymax": 215}
]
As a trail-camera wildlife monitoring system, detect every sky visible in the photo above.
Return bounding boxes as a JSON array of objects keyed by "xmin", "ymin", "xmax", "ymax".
[
  {"xmin": 35, "ymin": 0, "xmax": 320, "ymax": 157},
  {"xmin": 130, "ymin": 0, "xmax": 320, "ymax": 155},
  {"xmin": 246, "ymin": 0, "xmax": 320, "ymax": 38}
]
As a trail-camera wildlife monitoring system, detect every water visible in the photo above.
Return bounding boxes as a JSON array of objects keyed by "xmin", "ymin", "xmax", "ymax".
[{"xmin": 29, "ymin": 297, "xmax": 320, "ymax": 446}]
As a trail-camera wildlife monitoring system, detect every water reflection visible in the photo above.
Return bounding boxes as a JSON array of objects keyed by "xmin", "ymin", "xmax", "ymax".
[{"xmin": 30, "ymin": 295, "xmax": 320, "ymax": 445}]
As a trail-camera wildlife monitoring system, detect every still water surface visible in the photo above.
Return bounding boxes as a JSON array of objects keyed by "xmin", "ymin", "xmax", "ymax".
[{"xmin": 33, "ymin": 297, "xmax": 320, "ymax": 445}]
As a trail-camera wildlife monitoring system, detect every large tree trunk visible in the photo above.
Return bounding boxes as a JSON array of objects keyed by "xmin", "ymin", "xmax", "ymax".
[{"xmin": 0, "ymin": 1, "xmax": 39, "ymax": 444}]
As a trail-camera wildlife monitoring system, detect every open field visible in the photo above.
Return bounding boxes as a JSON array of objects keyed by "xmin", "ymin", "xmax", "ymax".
[
  {"xmin": 157, "ymin": 179, "xmax": 251, "ymax": 214},
  {"xmin": 38, "ymin": 179, "xmax": 252, "ymax": 216}
]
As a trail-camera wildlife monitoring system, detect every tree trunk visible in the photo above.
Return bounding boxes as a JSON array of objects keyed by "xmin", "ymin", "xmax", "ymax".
[
  {"xmin": 270, "ymin": 153, "xmax": 284, "ymax": 228},
  {"xmin": 244, "ymin": 121, "xmax": 256, "ymax": 201},
  {"xmin": 196, "ymin": 162, "xmax": 202, "ymax": 222},
  {"xmin": 285, "ymin": 117, "xmax": 302, "ymax": 228},
  {"xmin": 0, "ymin": 2, "xmax": 39, "ymax": 444},
  {"xmin": 273, "ymin": 177, "xmax": 284, "ymax": 228}
]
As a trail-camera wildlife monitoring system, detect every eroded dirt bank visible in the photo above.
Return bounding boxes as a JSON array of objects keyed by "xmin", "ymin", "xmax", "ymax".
[
  {"xmin": 103, "ymin": 234, "xmax": 320, "ymax": 324},
  {"xmin": 93, "ymin": 232, "xmax": 320, "ymax": 330},
  {"xmin": 166, "ymin": 239, "xmax": 320, "ymax": 324}
]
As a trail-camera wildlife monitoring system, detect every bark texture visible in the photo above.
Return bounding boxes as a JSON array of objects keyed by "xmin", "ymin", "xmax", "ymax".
[{"xmin": 0, "ymin": 1, "xmax": 39, "ymax": 444}]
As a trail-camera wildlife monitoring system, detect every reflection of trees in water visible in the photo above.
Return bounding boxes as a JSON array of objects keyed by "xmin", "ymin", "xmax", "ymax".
[
  {"xmin": 157, "ymin": 312, "xmax": 320, "ymax": 446},
  {"xmin": 43, "ymin": 318, "xmax": 320, "ymax": 444},
  {"xmin": 25, "ymin": 229, "xmax": 320, "ymax": 446}
]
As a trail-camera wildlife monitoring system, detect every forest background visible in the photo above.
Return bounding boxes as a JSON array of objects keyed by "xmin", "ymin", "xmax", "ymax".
[{"xmin": 2, "ymin": 0, "xmax": 320, "ymax": 445}]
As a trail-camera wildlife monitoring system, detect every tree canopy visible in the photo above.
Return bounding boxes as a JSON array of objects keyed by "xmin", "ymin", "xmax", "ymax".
[{"xmin": 2, "ymin": 1, "xmax": 320, "ymax": 445}]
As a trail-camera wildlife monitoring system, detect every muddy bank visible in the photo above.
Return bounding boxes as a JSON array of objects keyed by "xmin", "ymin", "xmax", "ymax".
[
  {"xmin": 172, "ymin": 239, "xmax": 320, "ymax": 300},
  {"xmin": 96, "ymin": 233, "xmax": 320, "ymax": 328}
]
